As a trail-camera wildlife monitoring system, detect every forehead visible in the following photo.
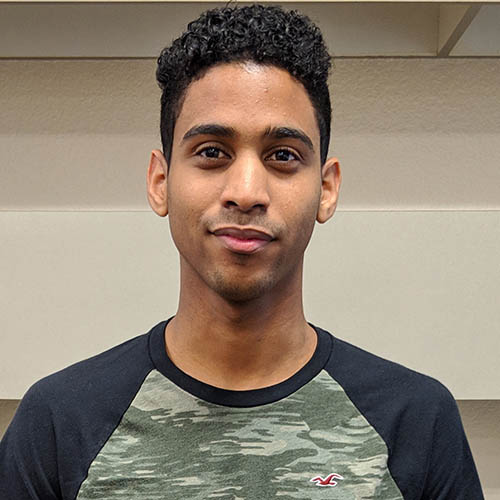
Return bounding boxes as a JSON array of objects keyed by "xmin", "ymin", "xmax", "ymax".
[{"xmin": 173, "ymin": 62, "xmax": 319, "ymax": 146}]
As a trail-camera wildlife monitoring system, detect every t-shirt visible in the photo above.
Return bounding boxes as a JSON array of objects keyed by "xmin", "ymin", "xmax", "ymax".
[{"xmin": 0, "ymin": 318, "xmax": 484, "ymax": 499}]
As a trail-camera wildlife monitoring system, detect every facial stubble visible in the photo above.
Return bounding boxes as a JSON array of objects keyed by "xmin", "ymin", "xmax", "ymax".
[{"xmin": 208, "ymin": 251, "xmax": 289, "ymax": 303}]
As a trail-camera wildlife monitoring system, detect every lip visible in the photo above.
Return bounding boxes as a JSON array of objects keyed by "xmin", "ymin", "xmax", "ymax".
[{"xmin": 212, "ymin": 226, "xmax": 274, "ymax": 255}]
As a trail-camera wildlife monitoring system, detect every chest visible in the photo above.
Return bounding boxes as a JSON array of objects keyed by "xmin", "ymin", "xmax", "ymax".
[{"xmin": 76, "ymin": 397, "xmax": 403, "ymax": 499}]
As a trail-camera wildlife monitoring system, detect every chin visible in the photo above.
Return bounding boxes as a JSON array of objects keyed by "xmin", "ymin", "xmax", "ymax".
[{"xmin": 209, "ymin": 272, "xmax": 276, "ymax": 303}]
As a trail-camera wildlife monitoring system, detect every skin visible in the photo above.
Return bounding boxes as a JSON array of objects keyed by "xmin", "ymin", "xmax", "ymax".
[{"xmin": 147, "ymin": 62, "xmax": 341, "ymax": 390}]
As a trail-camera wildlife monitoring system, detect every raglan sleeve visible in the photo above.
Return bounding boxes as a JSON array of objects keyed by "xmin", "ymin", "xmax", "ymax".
[
  {"xmin": 422, "ymin": 384, "xmax": 484, "ymax": 500},
  {"xmin": 0, "ymin": 382, "xmax": 61, "ymax": 500}
]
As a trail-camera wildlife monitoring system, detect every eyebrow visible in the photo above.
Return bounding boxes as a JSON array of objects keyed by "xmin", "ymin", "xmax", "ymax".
[
  {"xmin": 263, "ymin": 126, "xmax": 314, "ymax": 153},
  {"xmin": 181, "ymin": 124, "xmax": 236, "ymax": 143},
  {"xmin": 181, "ymin": 123, "xmax": 315, "ymax": 153}
]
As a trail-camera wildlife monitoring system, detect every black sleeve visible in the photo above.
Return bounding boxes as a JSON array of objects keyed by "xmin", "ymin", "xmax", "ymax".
[
  {"xmin": 0, "ymin": 382, "xmax": 61, "ymax": 500},
  {"xmin": 422, "ymin": 390, "xmax": 484, "ymax": 500},
  {"xmin": 324, "ymin": 333, "xmax": 485, "ymax": 499},
  {"xmin": 0, "ymin": 330, "xmax": 157, "ymax": 500}
]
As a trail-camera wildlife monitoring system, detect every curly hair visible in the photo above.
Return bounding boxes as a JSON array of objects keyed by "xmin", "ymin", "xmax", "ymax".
[{"xmin": 156, "ymin": 4, "xmax": 332, "ymax": 166}]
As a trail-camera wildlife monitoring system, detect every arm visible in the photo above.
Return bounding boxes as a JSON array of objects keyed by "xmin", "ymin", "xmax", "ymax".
[
  {"xmin": 0, "ymin": 383, "xmax": 61, "ymax": 500},
  {"xmin": 422, "ymin": 389, "xmax": 484, "ymax": 500}
]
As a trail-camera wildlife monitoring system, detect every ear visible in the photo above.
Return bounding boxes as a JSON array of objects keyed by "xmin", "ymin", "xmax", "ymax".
[
  {"xmin": 146, "ymin": 149, "xmax": 169, "ymax": 217},
  {"xmin": 316, "ymin": 157, "xmax": 341, "ymax": 224}
]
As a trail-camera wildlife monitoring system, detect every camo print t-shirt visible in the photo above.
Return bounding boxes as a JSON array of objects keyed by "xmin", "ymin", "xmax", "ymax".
[{"xmin": 0, "ymin": 318, "xmax": 483, "ymax": 500}]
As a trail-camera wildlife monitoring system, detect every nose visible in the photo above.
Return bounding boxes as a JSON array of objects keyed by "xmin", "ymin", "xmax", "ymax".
[{"xmin": 220, "ymin": 154, "xmax": 270, "ymax": 213}]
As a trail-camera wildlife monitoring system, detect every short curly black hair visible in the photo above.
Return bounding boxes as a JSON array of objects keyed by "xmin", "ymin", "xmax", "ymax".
[{"xmin": 156, "ymin": 4, "xmax": 332, "ymax": 166}]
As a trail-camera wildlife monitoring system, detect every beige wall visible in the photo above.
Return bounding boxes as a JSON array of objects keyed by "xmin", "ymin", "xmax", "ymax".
[
  {"xmin": 1, "ymin": 210, "xmax": 499, "ymax": 400},
  {"xmin": 1, "ymin": 57, "xmax": 499, "ymax": 496},
  {"xmin": 2, "ymin": 58, "xmax": 500, "ymax": 210}
]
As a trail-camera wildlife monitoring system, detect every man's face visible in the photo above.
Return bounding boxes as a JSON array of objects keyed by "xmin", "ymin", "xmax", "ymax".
[{"xmin": 150, "ymin": 62, "xmax": 340, "ymax": 302}]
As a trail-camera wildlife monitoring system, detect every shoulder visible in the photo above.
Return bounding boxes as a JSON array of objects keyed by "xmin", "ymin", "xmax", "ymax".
[
  {"xmin": 33, "ymin": 327, "xmax": 154, "ymax": 409},
  {"xmin": 0, "ymin": 321, "xmax": 164, "ymax": 500},
  {"xmin": 320, "ymin": 328, "xmax": 454, "ymax": 416},
  {"xmin": 320, "ymin": 331, "xmax": 459, "ymax": 447},
  {"xmin": 316, "ymin": 327, "xmax": 484, "ymax": 498},
  {"xmin": 16, "ymin": 323, "xmax": 159, "ymax": 441}
]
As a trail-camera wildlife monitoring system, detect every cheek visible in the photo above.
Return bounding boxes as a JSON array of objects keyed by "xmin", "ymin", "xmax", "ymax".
[
  {"xmin": 277, "ymin": 197, "xmax": 319, "ymax": 257},
  {"xmin": 167, "ymin": 176, "xmax": 219, "ymax": 245},
  {"xmin": 168, "ymin": 172, "xmax": 209, "ymax": 217},
  {"xmin": 167, "ymin": 182, "xmax": 194, "ymax": 240},
  {"xmin": 281, "ymin": 181, "xmax": 320, "ymax": 225}
]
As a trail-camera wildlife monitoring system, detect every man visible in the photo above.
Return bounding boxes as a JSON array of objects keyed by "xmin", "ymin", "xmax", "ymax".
[{"xmin": 0, "ymin": 4, "xmax": 483, "ymax": 499}]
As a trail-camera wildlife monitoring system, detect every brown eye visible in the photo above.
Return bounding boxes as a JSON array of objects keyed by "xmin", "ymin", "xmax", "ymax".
[
  {"xmin": 269, "ymin": 149, "xmax": 299, "ymax": 162},
  {"xmin": 199, "ymin": 147, "xmax": 225, "ymax": 159}
]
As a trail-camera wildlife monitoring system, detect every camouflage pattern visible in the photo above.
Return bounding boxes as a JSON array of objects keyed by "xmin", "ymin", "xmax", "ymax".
[{"xmin": 77, "ymin": 370, "xmax": 403, "ymax": 499}]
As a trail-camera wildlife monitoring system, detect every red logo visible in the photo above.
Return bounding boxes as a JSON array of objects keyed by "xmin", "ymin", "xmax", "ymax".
[{"xmin": 310, "ymin": 473, "xmax": 344, "ymax": 487}]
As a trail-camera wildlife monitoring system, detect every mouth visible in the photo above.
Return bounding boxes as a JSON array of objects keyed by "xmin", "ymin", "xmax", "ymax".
[{"xmin": 211, "ymin": 226, "xmax": 274, "ymax": 255}]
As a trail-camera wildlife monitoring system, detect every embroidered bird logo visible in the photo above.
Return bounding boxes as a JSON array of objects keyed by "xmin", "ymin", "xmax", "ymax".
[{"xmin": 310, "ymin": 473, "xmax": 344, "ymax": 487}]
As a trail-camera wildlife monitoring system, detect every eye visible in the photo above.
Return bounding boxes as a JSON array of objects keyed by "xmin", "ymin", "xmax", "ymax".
[
  {"xmin": 197, "ymin": 146, "xmax": 228, "ymax": 160},
  {"xmin": 267, "ymin": 148, "xmax": 300, "ymax": 163}
]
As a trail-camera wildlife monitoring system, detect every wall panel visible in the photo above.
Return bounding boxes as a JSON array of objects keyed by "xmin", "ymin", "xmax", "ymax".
[{"xmin": 1, "ymin": 211, "xmax": 498, "ymax": 399}]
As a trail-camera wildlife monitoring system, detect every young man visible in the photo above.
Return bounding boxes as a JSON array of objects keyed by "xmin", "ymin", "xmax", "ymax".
[{"xmin": 0, "ymin": 4, "xmax": 483, "ymax": 499}]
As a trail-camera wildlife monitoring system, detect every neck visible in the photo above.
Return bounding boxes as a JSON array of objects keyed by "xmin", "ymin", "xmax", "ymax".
[{"xmin": 165, "ymin": 258, "xmax": 317, "ymax": 390}]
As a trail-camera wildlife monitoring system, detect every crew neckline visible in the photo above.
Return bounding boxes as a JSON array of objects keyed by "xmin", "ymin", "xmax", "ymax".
[{"xmin": 148, "ymin": 317, "xmax": 333, "ymax": 407}]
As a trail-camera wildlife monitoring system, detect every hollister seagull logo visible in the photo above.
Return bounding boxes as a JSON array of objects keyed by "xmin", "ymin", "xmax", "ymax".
[{"xmin": 310, "ymin": 473, "xmax": 344, "ymax": 487}]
